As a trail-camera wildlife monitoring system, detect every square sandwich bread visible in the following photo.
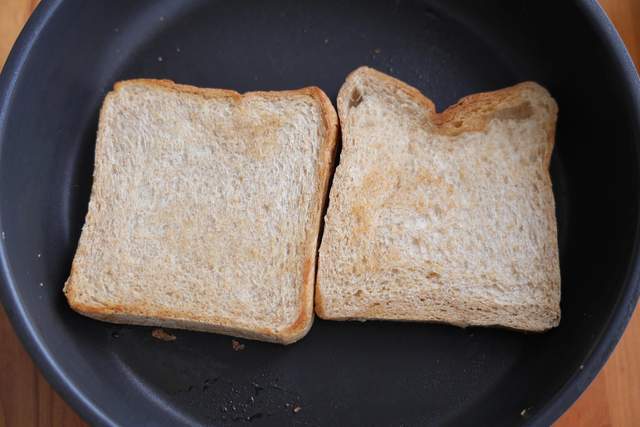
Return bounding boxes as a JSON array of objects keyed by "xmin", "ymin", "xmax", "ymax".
[
  {"xmin": 316, "ymin": 67, "xmax": 560, "ymax": 331},
  {"xmin": 64, "ymin": 80, "xmax": 338, "ymax": 344}
]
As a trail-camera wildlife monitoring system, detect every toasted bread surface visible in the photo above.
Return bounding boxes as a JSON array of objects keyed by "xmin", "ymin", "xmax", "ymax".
[
  {"xmin": 316, "ymin": 67, "xmax": 560, "ymax": 331},
  {"xmin": 64, "ymin": 79, "xmax": 338, "ymax": 344}
]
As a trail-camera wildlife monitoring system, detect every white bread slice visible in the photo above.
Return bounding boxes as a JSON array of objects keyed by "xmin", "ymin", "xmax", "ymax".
[
  {"xmin": 64, "ymin": 80, "xmax": 338, "ymax": 344},
  {"xmin": 316, "ymin": 67, "xmax": 560, "ymax": 331}
]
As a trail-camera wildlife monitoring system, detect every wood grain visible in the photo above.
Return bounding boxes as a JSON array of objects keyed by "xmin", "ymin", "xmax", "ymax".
[
  {"xmin": 0, "ymin": 0, "xmax": 38, "ymax": 67},
  {"xmin": 0, "ymin": 1, "xmax": 639, "ymax": 426},
  {"xmin": 0, "ymin": 307, "xmax": 85, "ymax": 427}
]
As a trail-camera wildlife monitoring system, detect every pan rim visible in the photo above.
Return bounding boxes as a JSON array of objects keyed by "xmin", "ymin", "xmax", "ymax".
[
  {"xmin": 528, "ymin": 0, "xmax": 640, "ymax": 425},
  {"xmin": 0, "ymin": 2, "xmax": 117, "ymax": 426},
  {"xmin": 0, "ymin": 1, "xmax": 638, "ymax": 426}
]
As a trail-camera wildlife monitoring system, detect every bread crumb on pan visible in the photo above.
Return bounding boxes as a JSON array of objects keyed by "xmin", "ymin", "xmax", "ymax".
[
  {"xmin": 152, "ymin": 328, "xmax": 176, "ymax": 341},
  {"xmin": 231, "ymin": 339, "xmax": 245, "ymax": 351}
]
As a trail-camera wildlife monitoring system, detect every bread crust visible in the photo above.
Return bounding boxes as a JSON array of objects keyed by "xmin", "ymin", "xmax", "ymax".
[
  {"xmin": 64, "ymin": 79, "xmax": 339, "ymax": 344},
  {"xmin": 337, "ymin": 67, "xmax": 557, "ymax": 167}
]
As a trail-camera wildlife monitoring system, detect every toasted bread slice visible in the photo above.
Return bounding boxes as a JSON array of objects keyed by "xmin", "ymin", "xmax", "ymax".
[
  {"xmin": 316, "ymin": 67, "xmax": 560, "ymax": 331},
  {"xmin": 64, "ymin": 79, "xmax": 338, "ymax": 344}
]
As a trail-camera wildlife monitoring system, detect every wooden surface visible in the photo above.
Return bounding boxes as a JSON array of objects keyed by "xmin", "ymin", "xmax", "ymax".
[{"xmin": 0, "ymin": 1, "xmax": 639, "ymax": 426}]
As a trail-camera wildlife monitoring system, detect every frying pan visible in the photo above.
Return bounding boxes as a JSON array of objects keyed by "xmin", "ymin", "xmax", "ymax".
[{"xmin": 1, "ymin": 0, "xmax": 639, "ymax": 426}]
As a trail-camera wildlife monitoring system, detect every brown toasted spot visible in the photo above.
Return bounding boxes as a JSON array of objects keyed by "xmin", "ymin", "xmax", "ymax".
[
  {"xmin": 431, "ymin": 82, "xmax": 543, "ymax": 137},
  {"xmin": 231, "ymin": 339, "xmax": 245, "ymax": 351},
  {"xmin": 493, "ymin": 102, "xmax": 533, "ymax": 121},
  {"xmin": 362, "ymin": 171, "xmax": 382, "ymax": 190},
  {"xmin": 349, "ymin": 88, "xmax": 363, "ymax": 109},
  {"xmin": 351, "ymin": 204, "xmax": 370, "ymax": 234},
  {"xmin": 231, "ymin": 113, "xmax": 283, "ymax": 160},
  {"xmin": 415, "ymin": 170, "xmax": 443, "ymax": 186},
  {"xmin": 69, "ymin": 300, "xmax": 128, "ymax": 316}
]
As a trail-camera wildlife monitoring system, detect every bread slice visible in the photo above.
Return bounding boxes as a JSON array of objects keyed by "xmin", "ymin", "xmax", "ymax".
[
  {"xmin": 316, "ymin": 67, "xmax": 560, "ymax": 331},
  {"xmin": 64, "ymin": 79, "xmax": 338, "ymax": 344}
]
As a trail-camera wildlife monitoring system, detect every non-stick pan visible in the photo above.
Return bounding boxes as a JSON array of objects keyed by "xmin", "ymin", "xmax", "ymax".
[{"xmin": 1, "ymin": 0, "xmax": 639, "ymax": 426}]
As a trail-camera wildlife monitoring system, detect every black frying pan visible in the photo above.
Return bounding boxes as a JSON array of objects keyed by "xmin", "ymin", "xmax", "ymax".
[{"xmin": 1, "ymin": 1, "xmax": 639, "ymax": 426}]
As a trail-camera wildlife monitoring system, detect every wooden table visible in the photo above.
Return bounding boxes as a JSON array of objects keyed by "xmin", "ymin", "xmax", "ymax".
[{"xmin": 1, "ymin": 1, "xmax": 639, "ymax": 426}]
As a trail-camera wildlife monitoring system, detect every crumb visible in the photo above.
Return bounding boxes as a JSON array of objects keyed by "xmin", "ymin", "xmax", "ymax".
[
  {"xmin": 159, "ymin": 16, "xmax": 165, "ymax": 21},
  {"xmin": 39, "ymin": 282, "xmax": 44, "ymax": 287},
  {"xmin": 176, "ymin": 47, "xmax": 181, "ymax": 53},
  {"xmin": 324, "ymin": 38, "xmax": 329, "ymax": 44},
  {"xmin": 231, "ymin": 339, "xmax": 245, "ymax": 351},
  {"xmin": 293, "ymin": 405, "xmax": 302, "ymax": 413},
  {"xmin": 579, "ymin": 364, "xmax": 584, "ymax": 370},
  {"xmin": 152, "ymin": 328, "xmax": 176, "ymax": 341},
  {"xmin": 114, "ymin": 27, "xmax": 119, "ymax": 33},
  {"xmin": 157, "ymin": 56, "xmax": 163, "ymax": 62},
  {"xmin": 2, "ymin": 231, "xmax": 5, "ymax": 239},
  {"xmin": 37, "ymin": 253, "xmax": 41, "ymax": 258},
  {"xmin": 520, "ymin": 408, "xmax": 527, "ymax": 416},
  {"xmin": 374, "ymin": 48, "xmax": 381, "ymax": 54}
]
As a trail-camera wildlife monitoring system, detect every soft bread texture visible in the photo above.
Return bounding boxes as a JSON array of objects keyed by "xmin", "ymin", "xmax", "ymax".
[
  {"xmin": 64, "ymin": 79, "xmax": 339, "ymax": 344},
  {"xmin": 316, "ymin": 67, "xmax": 560, "ymax": 331}
]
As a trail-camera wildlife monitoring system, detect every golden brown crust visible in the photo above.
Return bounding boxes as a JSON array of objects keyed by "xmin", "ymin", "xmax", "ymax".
[
  {"xmin": 337, "ymin": 66, "xmax": 436, "ymax": 119},
  {"xmin": 334, "ymin": 292, "xmax": 559, "ymax": 331},
  {"xmin": 113, "ymin": 79, "xmax": 242, "ymax": 100},
  {"xmin": 322, "ymin": 313, "xmax": 555, "ymax": 333},
  {"xmin": 114, "ymin": 78, "xmax": 335, "ymax": 106},
  {"xmin": 543, "ymin": 103, "xmax": 559, "ymax": 169},
  {"xmin": 68, "ymin": 300, "xmax": 282, "ymax": 342},
  {"xmin": 275, "ymin": 86, "xmax": 338, "ymax": 343},
  {"xmin": 314, "ymin": 264, "xmax": 330, "ymax": 320},
  {"xmin": 64, "ymin": 79, "xmax": 339, "ymax": 345},
  {"xmin": 433, "ymin": 82, "xmax": 545, "ymax": 133},
  {"xmin": 280, "ymin": 258, "xmax": 315, "ymax": 342},
  {"xmin": 314, "ymin": 289, "xmax": 328, "ymax": 319},
  {"xmin": 339, "ymin": 66, "xmax": 557, "ymax": 143},
  {"xmin": 62, "ymin": 86, "xmax": 117, "ymax": 304}
]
